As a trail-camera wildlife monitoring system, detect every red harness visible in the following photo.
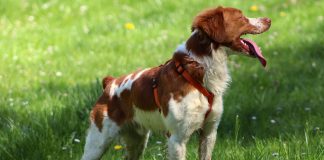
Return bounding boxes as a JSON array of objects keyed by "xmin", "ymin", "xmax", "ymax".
[{"xmin": 153, "ymin": 60, "xmax": 214, "ymax": 119}]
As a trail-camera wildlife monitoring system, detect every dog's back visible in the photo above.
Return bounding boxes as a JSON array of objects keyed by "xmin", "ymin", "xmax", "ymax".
[{"xmin": 102, "ymin": 76, "xmax": 114, "ymax": 89}]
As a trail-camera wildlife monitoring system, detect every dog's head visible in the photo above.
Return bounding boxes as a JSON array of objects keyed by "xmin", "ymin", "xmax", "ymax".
[{"xmin": 192, "ymin": 6, "xmax": 271, "ymax": 66}]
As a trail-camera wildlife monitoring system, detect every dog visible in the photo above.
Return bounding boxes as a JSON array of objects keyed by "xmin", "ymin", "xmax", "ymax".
[{"xmin": 81, "ymin": 6, "xmax": 271, "ymax": 160}]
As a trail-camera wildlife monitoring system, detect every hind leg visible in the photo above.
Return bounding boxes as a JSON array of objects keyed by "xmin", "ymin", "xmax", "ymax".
[
  {"xmin": 120, "ymin": 123, "xmax": 150, "ymax": 160},
  {"xmin": 81, "ymin": 117, "xmax": 120, "ymax": 160}
]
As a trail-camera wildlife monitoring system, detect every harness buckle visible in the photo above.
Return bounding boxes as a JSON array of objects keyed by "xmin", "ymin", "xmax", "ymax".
[
  {"xmin": 175, "ymin": 63, "xmax": 185, "ymax": 75},
  {"xmin": 152, "ymin": 78, "xmax": 158, "ymax": 88}
]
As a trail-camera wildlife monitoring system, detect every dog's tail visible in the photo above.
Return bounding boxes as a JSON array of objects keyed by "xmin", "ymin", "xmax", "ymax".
[{"xmin": 102, "ymin": 76, "xmax": 115, "ymax": 89}]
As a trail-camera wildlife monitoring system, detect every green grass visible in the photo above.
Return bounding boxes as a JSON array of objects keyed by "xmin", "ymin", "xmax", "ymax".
[{"xmin": 1, "ymin": 0, "xmax": 324, "ymax": 159}]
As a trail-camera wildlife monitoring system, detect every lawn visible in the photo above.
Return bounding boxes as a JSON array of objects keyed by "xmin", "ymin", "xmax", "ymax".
[{"xmin": 0, "ymin": 0, "xmax": 324, "ymax": 159}]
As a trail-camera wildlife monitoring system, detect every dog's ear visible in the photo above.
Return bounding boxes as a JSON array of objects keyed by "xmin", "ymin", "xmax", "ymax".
[
  {"xmin": 209, "ymin": 8, "xmax": 225, "ymax": 43},
  {"xmin": 192, "ymin": 6, "xmax": 226, "ymax": 43},
  {"xmin": 186, "ymin": 29, "xmax": 214, "ymax": 56}
]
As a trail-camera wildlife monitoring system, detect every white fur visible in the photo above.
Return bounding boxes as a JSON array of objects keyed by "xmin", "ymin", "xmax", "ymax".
[
  {"xmin": 165, "ymin": 91, "xmax": 208, "ymax": 135},
  {"xmin": 175, "ymin": 42, "xmax": 192, "ymax": 55},
  {"xmin": 82, "ymin": 112, "xmax": 120, "ymax": 160},
  {"xmin": 248, "ymin": 17, "xmax": 267, "ymax": 33},
  {"xmin": 164, "ymin": 91, "xmax": 206, "ymax": 160},
  {"xmin": 115, "ymin": 73, "xmax": 133, "ymax": 96},
  {"xmin": 109, "ymin": 80, "xmax": 117, "ymax": 98},
  {"xmin": 109, "ymin": 69, "xmax": 149, "ymax": 98}
]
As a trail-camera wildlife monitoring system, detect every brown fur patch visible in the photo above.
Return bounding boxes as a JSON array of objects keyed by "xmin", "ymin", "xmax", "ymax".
[
  {"xmin": 91, "ymin": 93, "xmax": 109, "ymax": 131},
  {"xmin": 191, "ymin": 6, "xmax": 268, "ymax": 52},
  {"xmin": 90, "ymin": 54, "xmax": 206, "ymax": 128},
  {"xmin": 186, "ymin": 30, "xmax": 215, "ymax": 57},
  {"xmin": 192, "ymin": 6, "xmax": 226, "ymax": 43},
  {"xmin": 102, "ymin": 76, "xmax": 114, "ymax": 89}
]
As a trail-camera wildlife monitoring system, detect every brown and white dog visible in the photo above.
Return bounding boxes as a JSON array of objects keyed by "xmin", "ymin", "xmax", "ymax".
[{"xmin": 81, "ymin": 6, "xmax": 271, "ymax": 160}]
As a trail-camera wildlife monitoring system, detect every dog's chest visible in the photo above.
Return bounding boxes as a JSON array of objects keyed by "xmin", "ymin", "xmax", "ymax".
[
  {"xmin": 133, "ymin": 108, "xmax": 167, "ymax": 131},
  {"xmin": 199, "ymin": 47, "xmax": 230, "ymax": 95}
]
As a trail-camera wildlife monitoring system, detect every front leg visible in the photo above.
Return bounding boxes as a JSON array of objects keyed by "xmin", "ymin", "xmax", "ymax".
[
  {"xmin": 199, "ymin": 122, "xmax": 218, "ymax": 160},
  {"xmin": 199, "ymin": 96, "xmax": 223, "ymax": 160},
  {"xmin": 168, "ymin": 134, "xmax": 189, "ymax": 160}
]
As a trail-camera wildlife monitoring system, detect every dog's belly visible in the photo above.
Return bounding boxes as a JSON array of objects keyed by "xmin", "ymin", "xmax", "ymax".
[{"xmin": 133, "ymin": 107, "xmax": 167, "ymax": 131}]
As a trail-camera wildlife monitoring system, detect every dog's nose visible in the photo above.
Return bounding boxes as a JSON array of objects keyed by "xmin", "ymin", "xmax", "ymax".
[{"xmin": 263, "ymin": 18, "xmax": 271, "ymax": 24}]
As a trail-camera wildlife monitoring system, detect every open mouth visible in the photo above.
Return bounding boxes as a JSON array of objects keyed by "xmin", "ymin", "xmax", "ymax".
[{"xmin": 240, "ymin": 38, "xmax": 267, "ymax": 67}]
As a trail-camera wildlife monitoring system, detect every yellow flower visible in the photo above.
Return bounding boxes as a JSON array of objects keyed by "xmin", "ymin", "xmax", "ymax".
[
  {"xmin": 114, "ymin": 145, "xmax": 123, "ymax": 150},
  {"xmin": 280, "ymin": 12, "xmax": 287, "ymax": 17},
  {"xmin": 250, "ymin": 5, "xmax": 259, "ymax": 12},
  {"xmin": 124, "ymin": 22, "xmax": 135, "ymax": 30}
]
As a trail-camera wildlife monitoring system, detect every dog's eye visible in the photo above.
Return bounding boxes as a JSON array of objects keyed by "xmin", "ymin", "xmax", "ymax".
[
  {"xmin": 237, "ymin": 16, "xmax": 244, "ymax": 20},
  {"xmin": 239, "ymin": 16, "xmax": 248, "ymax": 22}
]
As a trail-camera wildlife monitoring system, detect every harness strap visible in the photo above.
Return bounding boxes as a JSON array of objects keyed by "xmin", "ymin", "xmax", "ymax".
[
  {"xmin": 152, "ymin": 78, "xmax": 161, "ymax": 112},
  {"xmin": 152, "ymin": 60, "xmax": 215, "ymax": 119},
  {"xmin": 174, "ymin": 61, "xmax": 214, "ymax": 119}
]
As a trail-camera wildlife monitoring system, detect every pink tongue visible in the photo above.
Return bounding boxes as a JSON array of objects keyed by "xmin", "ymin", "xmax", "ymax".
[{"xmin": 242, "ymin": 38, "xmax": 267, "ymax": 67}]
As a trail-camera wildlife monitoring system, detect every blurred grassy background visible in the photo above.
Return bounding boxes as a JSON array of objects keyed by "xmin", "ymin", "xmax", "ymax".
[{"xmin": 0, "ymin": 0, "xmax": 324, "ymax": 159}]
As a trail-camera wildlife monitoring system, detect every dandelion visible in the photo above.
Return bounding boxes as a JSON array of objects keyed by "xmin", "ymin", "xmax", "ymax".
[
  {"xmin": 59, "ymin": 5, "xmax": 65, "ymax": 11},
  {"xmin": 280, "ymin": 12, "xmax": 287, "ymax": 17},
  {"xmin": 270, "ymin": 119, "xmax": 276, "ymax": 124},
  {"xmin": 290, "ymin": 0, "xmax": 297, "ymax": 4},
  {"xmin": 39, "ymin": 71, "xmax": 46, "ymax": 76},
  {"xmin": 250, "ymin": 5, "xmax": 259, "ymax": 12},
  {"xmin": 22, "ymin": 101, "xmax": 29, "ymax": 106},
  {"xmin": 74, "ymin": 138, "xmax": 80, "ymax": 143},
  {"xmin": 114, "ymin": 145, "xmax": 123, "ymax": 150},
  {"xmin": 124, "ymin": 22, "xmax": 135, "ymax": 30},
  {"xmin": 80, "ymin": 5, "xmax": 88, "ymax": 14},
  {"xmin": 83, "ymin": 25, "xmax": 89, "ymax": 34},
  {"xmin": 272, "ymin": 152, "xmax": 279, "ymax": 157},
  {"xmin": 13, "ymin": 55, "xmax": 18, "ymax": 61},
  {"xmin": 56, "ymin": 71, "xmax": 62, "ymax": 77},
  {"xmin": 28, "ymin": 16, "xmax": 34, "ymax": 22},
  {"xmin": 46, "ymin": 46, "xmax": 54, "ymax": 54},
  {"xmin": 42, "ymin": 3, "xmax": 50, "ymax": 10}
]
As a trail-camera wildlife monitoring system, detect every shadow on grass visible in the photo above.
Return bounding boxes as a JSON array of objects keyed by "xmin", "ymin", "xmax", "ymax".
[{"xmin": 0, "ymin": 80, "xmax": 101, "ymax": 160}]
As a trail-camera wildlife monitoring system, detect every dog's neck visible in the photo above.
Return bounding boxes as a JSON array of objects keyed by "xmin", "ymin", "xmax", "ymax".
[{"xmin": 174, "ymin": 30, "xmax": 231, "ymax": 96}]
